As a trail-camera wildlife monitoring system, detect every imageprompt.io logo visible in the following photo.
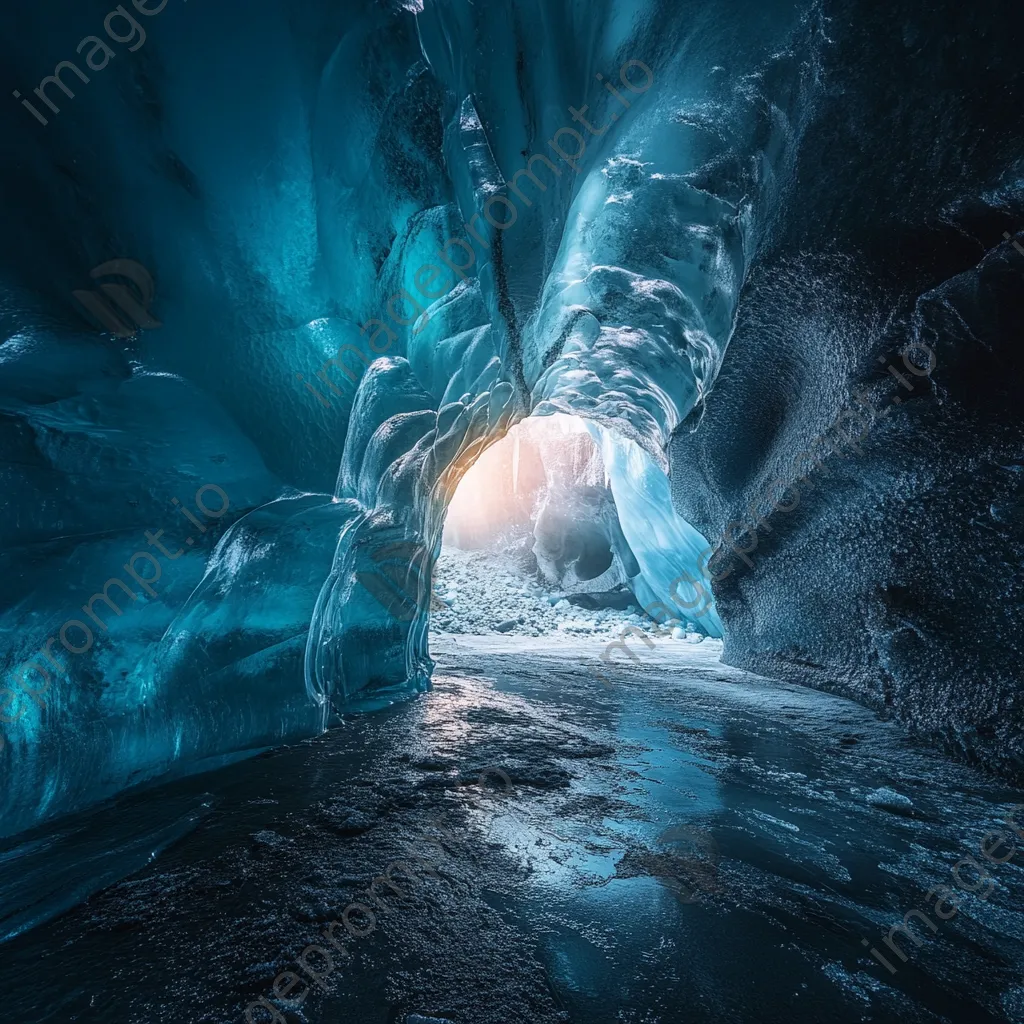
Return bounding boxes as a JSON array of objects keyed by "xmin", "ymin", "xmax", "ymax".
[
  {"xmin": 655, "ymin": 824, "xmax": 723, "ymax": 904},
  {"xmin": 72, "ymin": 258, "xmax": 162, "ymax": 339}
]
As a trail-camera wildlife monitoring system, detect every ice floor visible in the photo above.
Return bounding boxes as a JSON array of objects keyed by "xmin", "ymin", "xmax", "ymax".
[{"xmin": 2, "ymin": 636, "xmax": 1023, "ymax": 1023}]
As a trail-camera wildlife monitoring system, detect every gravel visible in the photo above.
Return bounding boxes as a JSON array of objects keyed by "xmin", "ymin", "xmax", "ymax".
[
  {"xmin": 430, "ymin": 547, "xmax": 705, "ymax": 642},
  {"xmin": 866, "ymin": 786, "xmax": 915, "ymax": 814}
]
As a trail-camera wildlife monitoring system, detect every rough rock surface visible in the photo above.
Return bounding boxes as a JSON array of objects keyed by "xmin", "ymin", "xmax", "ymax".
[{"xmin": 669, "ymin": 0, "xmax": 1024, "ymax": 780}]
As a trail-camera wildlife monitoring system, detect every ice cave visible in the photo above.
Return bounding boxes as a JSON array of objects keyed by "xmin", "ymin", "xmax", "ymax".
[
  {"xmin": 434, "ymin": 413, "xmax": 720, "ymax": 642},
  {"xmin": 0, "ymin": 0, "xmax": 1023, "ymax": 1022}
]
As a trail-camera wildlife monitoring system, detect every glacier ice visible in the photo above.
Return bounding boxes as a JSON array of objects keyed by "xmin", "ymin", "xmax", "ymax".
[
  {"xmin": 3, "ymin": 0, "xmax": 802, "ymax": 843},
  {"xmin": 587, "ymin": 421, "xmax": 723, "ymax": 636},
  {"xmin": 3, "ymin": 0, "xmax": 1021, "ymax": 871}
]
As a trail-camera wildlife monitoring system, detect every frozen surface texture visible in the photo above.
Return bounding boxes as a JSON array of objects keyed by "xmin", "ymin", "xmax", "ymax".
[
  {"xmin": 0, "ymin": 0, "xmax": 1021, "ymax": 849},
  {"xmin": 2, "ymin": 636, "xmax": 1022, "ymax": 1023}
]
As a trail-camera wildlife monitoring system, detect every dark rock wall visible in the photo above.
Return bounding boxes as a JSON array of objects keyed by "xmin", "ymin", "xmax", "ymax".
[{"xmin": 670, "ymin": 0, "xmax": 1024, "ymax": 778}]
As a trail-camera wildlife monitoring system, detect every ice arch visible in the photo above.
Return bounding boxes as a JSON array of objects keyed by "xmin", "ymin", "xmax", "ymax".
[
  {"xmin": 0, "ymin": 0, "xmax": 814, "ymax": 841},
  {"xmin": 436, "ymin": 411, "xmax": 723, "ymax": 634}
]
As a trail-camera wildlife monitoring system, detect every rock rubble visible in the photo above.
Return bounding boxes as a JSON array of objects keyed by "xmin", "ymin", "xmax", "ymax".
[{"xmin": 430, "ymin": 547, "xmax": 706, "ymax": 643}]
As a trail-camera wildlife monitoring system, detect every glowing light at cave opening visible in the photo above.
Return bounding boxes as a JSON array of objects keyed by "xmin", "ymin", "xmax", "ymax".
[{"xmin": 443, "ymin": 413, "xmax": 606, "ymax": 551}]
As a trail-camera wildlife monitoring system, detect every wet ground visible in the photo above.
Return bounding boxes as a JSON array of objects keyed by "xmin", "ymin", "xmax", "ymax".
[{"xmin": 3, "ymin": 635, "xmax": 1024, "ymax": 1024}]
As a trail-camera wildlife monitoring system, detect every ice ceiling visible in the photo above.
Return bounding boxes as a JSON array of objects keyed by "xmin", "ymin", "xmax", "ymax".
[{"xmin": 2, "ymin": 0, "xmax": 1023, "ymax": 841}]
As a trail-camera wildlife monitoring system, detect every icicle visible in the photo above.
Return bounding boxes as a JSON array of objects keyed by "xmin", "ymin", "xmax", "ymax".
[{"xmin": 512, "ymin": 429, "xmax": 520, "ymax": 496}]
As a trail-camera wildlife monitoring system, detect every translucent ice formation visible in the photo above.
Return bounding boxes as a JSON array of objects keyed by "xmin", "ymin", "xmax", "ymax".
[
  {"xmin": 0, "ymin": 0, "xmax": 807, "ymax": 841},
  {"xmin": 588, "ymin": 422, "xmax": 723, "ymax": 636}
]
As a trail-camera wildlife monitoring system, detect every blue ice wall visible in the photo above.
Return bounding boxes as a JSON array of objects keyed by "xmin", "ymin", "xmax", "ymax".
[
  {"xmin": 0, "ymin": 0, "xmax": 811, "ymax": 839},
  {"xmin": 587, "ymin": 422, "xmax": 723, "ymax": 636}
]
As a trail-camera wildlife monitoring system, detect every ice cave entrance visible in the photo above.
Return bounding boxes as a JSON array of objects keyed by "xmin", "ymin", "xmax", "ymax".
[{"xmin": 431, "ymin": 413, "xmax": 714, "ymax": 641}]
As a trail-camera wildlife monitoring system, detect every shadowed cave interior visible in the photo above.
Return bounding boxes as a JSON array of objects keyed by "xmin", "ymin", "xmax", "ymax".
[{"xmin": 0, "ymin": 1, "xmax": 1023, "ymax": 1022}]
